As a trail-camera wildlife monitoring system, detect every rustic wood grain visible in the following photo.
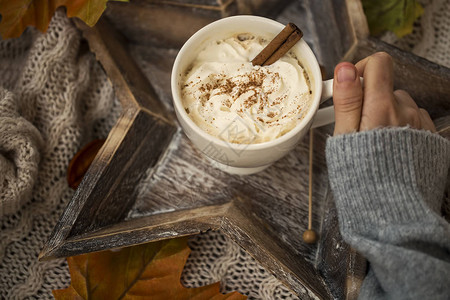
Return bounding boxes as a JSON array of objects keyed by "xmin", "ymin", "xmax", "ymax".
[
  {"xmin": 104, "ymin": 0, "xmax": 293, "ymax": 48},
  {"xmin": 221, "ymin": 195, "xmax": 330, "ymax": 299},
  {"xmin": 105, "ymin": 0, "xmax": 233, "ymax": 48},
  {"xmin": 43, "ymin": 202, "xmax": 231, "ymax": 257},
  {"xmin": 435, "ymin": 116, "xmax": 450, "ymax": 140},
  {"xmin": 235, "ymin": 0, "xmax": 291, "ymax": 16}
]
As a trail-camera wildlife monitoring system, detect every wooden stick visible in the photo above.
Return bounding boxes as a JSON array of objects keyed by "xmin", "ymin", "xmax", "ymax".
[
  {"xmin": 308, "ymin": 128, "xmax": 313, "ymax": 230},
  {"xmin": 303, "ymin": 128, "xmax": 317, "ymax": 244},
  {"xmin": 251, "ymin": 23, "xmax": 302, "ymax": 66}
]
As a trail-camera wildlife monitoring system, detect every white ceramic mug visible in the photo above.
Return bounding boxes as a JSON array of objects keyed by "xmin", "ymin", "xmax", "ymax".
[{"xmin": 171, "ymin": 15, "xmax": 335, "ymax": 175}]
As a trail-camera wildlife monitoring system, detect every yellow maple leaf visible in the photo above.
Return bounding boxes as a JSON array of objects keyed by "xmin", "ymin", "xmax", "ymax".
[
  {"xmin": 0, "ymin": 0, "xmax": 128, "ymax": 39},
  {"xmin": 53, "ymin": 237, "xmax": 247, "ymax": 300}
]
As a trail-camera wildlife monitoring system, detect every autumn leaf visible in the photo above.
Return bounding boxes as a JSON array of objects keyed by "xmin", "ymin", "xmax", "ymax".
[
  {"xmin": 67, "ymin": 139, "xmax": 106, "ymax": 190},
  {"xmin": 362, "ymin": 0, "xmax": 424, "ymax": 37},
  {"xmin": 53, "ymin": 237, "xmax": 247, "ymax": 300},
  {"xmin": 0, "ymin": 0, "xmax": 129, "ymax": 39}
]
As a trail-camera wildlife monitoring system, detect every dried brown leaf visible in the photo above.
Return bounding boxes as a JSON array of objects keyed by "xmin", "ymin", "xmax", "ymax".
[{"xmin": 53, "ymin": 237, "xmax": 247, "ymax": 300}]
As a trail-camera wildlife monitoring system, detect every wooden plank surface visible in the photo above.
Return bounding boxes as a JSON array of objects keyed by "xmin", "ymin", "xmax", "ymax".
[
  {"xmin": 104, "ymin": 0, "xmax": 292, "ymax": 48},
  {"xmin": 105, "ymin": 0, "xmax": 230, "ymax": 48}
]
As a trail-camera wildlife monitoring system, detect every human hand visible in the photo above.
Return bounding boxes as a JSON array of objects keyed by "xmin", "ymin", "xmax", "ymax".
[{"xmin": 332, "ymin": 52, "xmax": 436, "ymax": 135}]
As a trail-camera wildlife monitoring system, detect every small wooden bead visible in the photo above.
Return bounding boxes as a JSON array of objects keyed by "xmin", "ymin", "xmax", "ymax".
[{"xmin": 303, "ymin": 229, "xmax": 318, "ymax": 244}]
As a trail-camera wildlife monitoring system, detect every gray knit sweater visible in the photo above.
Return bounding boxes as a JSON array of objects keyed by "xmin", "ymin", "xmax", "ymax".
[{"xmin": 326, "ymin": 127, "xmax": 450, "ymax": 300}]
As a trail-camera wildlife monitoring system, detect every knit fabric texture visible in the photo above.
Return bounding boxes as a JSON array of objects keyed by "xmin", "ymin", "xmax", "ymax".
[
  {"xmin": 0, "ymin": 10, "xmax": 122, "ymax": 299},
  {"xmin": 326, "ymin": 128, "xmax": 450, "ymax": 300},
  {"xmin": 0, "ymin": 88, "xmax": 43, "ymax": 215}
]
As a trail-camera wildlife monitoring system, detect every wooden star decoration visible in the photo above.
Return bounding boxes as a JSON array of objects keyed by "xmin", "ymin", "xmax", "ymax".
[{"xmin": 40, "ymin": 0, "xmax": 450, "ymax": 299}]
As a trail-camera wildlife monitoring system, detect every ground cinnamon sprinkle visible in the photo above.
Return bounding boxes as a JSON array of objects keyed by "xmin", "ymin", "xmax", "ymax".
[
  {"xmin": 194, "ymin": 68, "xmax": 278, "ymax": 113},
  {"xmin": 244, "ymin": 94, "xmax": 258, "ymax": 108},
  {"xmin": 223, "ymin": 99, "xmax": 232, "ymax": 108}
]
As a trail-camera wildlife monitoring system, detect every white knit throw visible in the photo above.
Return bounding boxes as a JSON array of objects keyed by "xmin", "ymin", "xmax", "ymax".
[
  {"xmin": 0, "ymin": 0, "xmax": 449, "ymax": 298},
  {"xmin": 0, "ymin": 10, "xmax": 121, "ymax": 299}
]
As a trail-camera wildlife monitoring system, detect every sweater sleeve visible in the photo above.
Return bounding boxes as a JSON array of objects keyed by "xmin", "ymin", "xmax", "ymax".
[{"xmin": 325, "ymin": 127, "xmax": 450, "ymax": 300}]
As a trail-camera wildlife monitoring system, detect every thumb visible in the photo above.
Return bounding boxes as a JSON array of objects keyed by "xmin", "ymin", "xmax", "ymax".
[{"xmin": 333, "ymin": 62, "xmax": 363, "ymax": 135}]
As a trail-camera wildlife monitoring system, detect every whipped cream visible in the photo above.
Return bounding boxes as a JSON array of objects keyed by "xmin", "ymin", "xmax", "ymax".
[{"xmin": 181, "ymin": 33, "xmax": 312, "ymax": 144}]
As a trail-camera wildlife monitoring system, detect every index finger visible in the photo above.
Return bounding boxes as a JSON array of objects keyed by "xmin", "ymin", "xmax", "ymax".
[
  {"xmin": 355, "ymin": 52, "xmax": 394, "ymax": 101},
  {"xmin": 354, "ymin": 52, "xmax": 396, "ymax": 131}
]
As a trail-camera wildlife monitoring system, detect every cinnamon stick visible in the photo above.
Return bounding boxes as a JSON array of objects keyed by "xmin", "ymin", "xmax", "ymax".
[
  {"xmin": 251, "ymin": 23, "xmax": 303, "ymax": 66},
  {"xmin": 262, "ymin": 29, "xmax": 302, "ymax": 66}
]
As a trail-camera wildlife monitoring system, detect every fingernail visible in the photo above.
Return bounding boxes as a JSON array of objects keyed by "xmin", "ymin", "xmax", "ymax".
[{"xmin": 337, "ymin": 66, "xmax": 356, "ymax": 83}]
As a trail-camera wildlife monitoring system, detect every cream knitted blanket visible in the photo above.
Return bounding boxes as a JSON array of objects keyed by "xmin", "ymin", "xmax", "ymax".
[
  {"xmin": 1, "ymin": 0, "xmax": 449, "ymax": 298},
  {"xmin": 0, "ymin": 11, "xmax": 120, "ymax": 299}
]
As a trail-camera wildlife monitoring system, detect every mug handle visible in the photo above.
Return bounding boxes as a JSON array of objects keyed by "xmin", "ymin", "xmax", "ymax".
[
  {"xmin": 311, "ymin": 79, "xmax": 334, "ymax": 128},
  {"xmin": 311, "ymin": 78, "xmax": 363, "ymax": 128}
]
